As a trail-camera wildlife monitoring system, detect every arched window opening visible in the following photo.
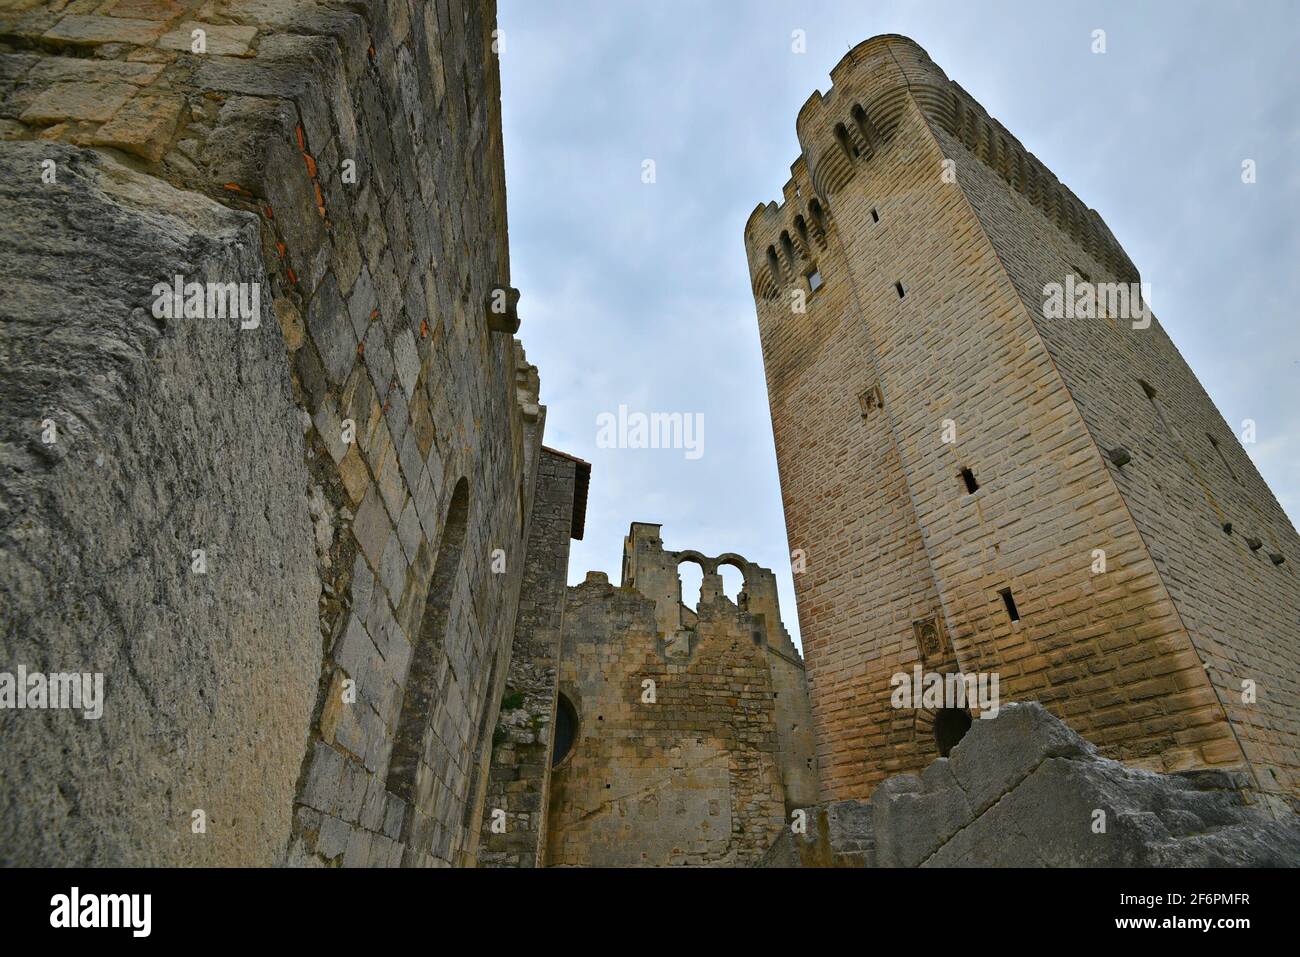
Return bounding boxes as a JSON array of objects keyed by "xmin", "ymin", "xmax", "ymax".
[
  {"xmin": 834, "ymin": 122, "xmax": 857, "ymax": 160},
  {"xmin": 766, "ymin": 245, "xmax": 783, "ymax": 287},
  {"xmin": 387, "ymin": 478, "xmax": 470, "ymax": 803},
  {"xmin": 934, "ymin": 707, "xmax": 972, "ymax": 757},
  {"xmin": 809, "ymin": 198, "xmax": 827, "ymax": 233},
  {"xmin": 780, "ymin": 231, "xmax": 798, "ymax": 273},
  {"xmin": 719, "ymin": 564, "xmax": 745, "ymax": 605},
  {"xmin": 851, "ymin": 104, "xmax": 876, "ymax": 150},
  {"xmin": 552, "ymin": 693, "xmax": 579, "ymax": 768},
  {"xmin": 678, "ymin": 560, "xmax": 704, "ymax": 613},
  {"xmin": 793, "ymin": 215, "xmax": 810, "ymax": 249}
]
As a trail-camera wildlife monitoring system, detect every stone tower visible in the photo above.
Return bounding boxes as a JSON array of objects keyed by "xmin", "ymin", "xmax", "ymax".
[{"xmin": 743, "ymin": 36, "xmax": 1300, "ymax": 813}]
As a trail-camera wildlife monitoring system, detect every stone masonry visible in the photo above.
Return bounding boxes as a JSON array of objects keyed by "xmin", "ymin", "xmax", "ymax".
[{"xmin": 744, "ymin": 35, "xmax": 1300, "ymax": 813}]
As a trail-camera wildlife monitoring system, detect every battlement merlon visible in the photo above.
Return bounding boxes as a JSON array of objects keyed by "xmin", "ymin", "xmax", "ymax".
[{"xmin": 743, "ymin": 34, "xmax": 1138, "ymax": 289}]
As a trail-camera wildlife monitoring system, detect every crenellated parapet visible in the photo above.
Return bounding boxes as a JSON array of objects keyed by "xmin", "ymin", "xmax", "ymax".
[{"xmin": 744, "ymin": 35, "xmax": 1139, "ymax": 293}]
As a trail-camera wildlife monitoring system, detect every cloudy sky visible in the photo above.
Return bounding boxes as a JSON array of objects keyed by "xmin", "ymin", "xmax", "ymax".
[{"xmin": 496, "ymin": 0, "xmax": 1299, "ymax": 648}]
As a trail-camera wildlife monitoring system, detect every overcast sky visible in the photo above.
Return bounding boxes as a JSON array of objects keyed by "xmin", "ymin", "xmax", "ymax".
[{"xmin": 497, "ymin": 0, "xmax": 1299, "ymax": 649}]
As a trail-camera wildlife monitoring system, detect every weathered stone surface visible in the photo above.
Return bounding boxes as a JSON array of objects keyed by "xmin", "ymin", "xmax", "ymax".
[
  {"xmin": 0, "ymin": 141, "xmax": 320, "ymax": 865},
  {"xmin": 759, "ymin": 800, "xmax": 876, "ymax": 868},
  {"xmin": 19, "ymin": 80, "xmax": 136, "ymax": 123},
  {"xmin": 91, "ymin": 92, "xmax": 183, "ymax": 161},
  {"xmin": 42, "ymin": 15, "xmax": 167, "ymax": 47},
  {"xmin": 758, "ymin": 703, "xmax": 1300, "ymax": 867},
  {"xmin": 158, "ymin": 22, "xmax": 258, "ymax": 57}
]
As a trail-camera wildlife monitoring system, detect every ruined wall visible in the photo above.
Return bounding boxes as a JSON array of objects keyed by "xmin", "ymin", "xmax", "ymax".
[
  {"xmin": 545, "ymin": 575, "xmax": 787, "ymax": 866},
  {"xmin": 478, "ymin": 447, "xmax": 586, "ymax": 867},
  {"xmin": 744, "ymin": 36, "xmax": 1297, "ymax": 807},
  {"xmin": 544, "ymin": 524, "xmax": 816, "ymax": 866},
  {"xmin": 1, "ymin": 0, "xmax": 536, "ymax": 865}
]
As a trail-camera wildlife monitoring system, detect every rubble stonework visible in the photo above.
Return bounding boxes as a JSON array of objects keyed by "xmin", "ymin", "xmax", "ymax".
[
  {"xmin": 759, "ymin": 703, "xmax": 1300, "ymax": 867},
  {"xmin": 743, "ymin": 34, "xmax": 1300, "ymax": 811}
]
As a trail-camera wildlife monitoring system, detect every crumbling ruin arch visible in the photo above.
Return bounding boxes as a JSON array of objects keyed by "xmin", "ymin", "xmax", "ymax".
[
  {"xmin": 676, "ymin": 552, "xmax": 708, "ymax": 611},
  {"xmin": 715, "ymin": 556, "xmax": 747, "ymax": 605}
]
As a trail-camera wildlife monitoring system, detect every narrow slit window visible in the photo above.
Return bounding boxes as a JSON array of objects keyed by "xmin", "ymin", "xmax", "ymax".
[
  {"xmin": 894, "ymin": 281, "xmax": 906, "ymax": 299},
  {"xmin": 960, "ymin": 468, "xmax": 979, "ymax": 494},
  {"xmin": 871, "ymin": 208, "xmax": 880, "ymax": 223},
  {"xmin": 807, "ymin": 269, "xmax": 823, "ymax": 292},
  {"xmin": 999, "ymin": 588, "xmax": 1020, "ymax": 623}
]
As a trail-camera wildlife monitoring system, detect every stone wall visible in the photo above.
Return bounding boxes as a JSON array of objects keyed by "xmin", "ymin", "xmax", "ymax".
[
  {"xmin": 478, "ymin": 447, "xmax": 587, "ymax": 867},
  {"xmin": 743, "ymin": 35, "xmax": 1299, "ymax": 810},
  {"xmin": 760, "ymin": 703, "xmax": 1300, "ymax": 867},
  {"xmin": 1, "ymin": 0, "xmax": 538, "ymax": 866}
]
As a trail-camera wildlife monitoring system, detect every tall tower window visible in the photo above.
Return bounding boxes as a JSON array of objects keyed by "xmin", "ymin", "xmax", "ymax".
[
  {"xmin": 895, "ymin": 281, "xmax": 906, "ymax": 299},
  {"xmin": 960, "ymin": 468, "xmax": 979, "ymax": 494},
  {"xmin": 999, "ymin": 587, "xmax": 1020, "ymax": 623},
  {"xmin": 766, "ymin": 246, "xmax": 782, "ymax": 285},
  {"xmin": 809, "ymin": 198, "xmax": 828, "ymax": 235},
  {"xmin": 806, "ymin": 269, "xmax": 823, "ymax": 293},
  {"xmin": 834, "ymin": 123, "xmax": 858, "ymax": 160}
]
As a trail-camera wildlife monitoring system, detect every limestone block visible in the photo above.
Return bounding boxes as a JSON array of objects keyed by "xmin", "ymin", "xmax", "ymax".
[{"xmin": 20, "ymin": 80, "xmax": 135, "ymax": 123}]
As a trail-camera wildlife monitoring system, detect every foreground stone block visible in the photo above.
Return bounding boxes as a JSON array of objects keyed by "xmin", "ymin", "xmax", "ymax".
[
  {"xmin": 758, "ymin": 703, "xmax": 1300, "ymax": 867},
  {"xmin": 0, "ymin": 141, "xmax": 320, "ymax": 865}
]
